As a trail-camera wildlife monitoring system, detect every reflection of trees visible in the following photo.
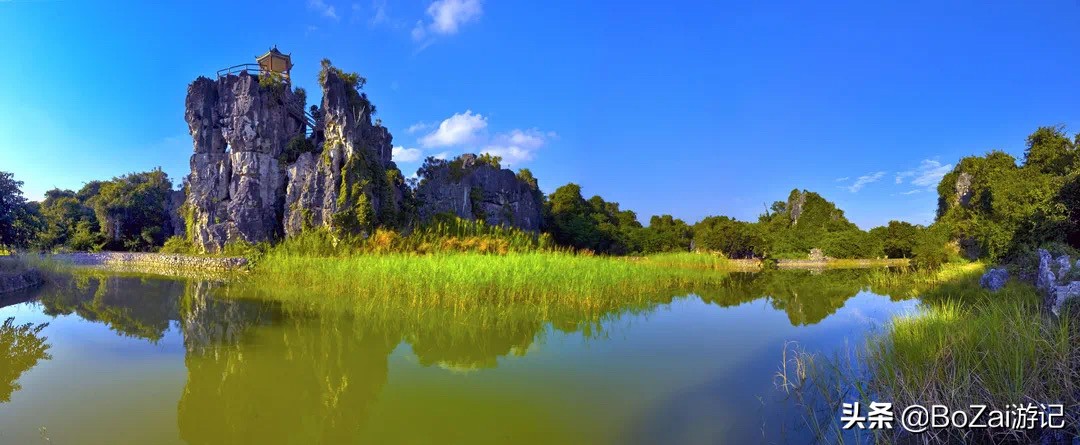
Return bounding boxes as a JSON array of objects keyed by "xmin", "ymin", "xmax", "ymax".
[
  {"xmin": 0, "ymin": 318, "xmax": 51, "ymax": 403},
  {"xmin": 695, "ymin": 269, "xmax": 916, "ymax": 326},
  {"xmin": 177, "ymin": 281, "xmax": 399, "ymax": 444},
  {"xmin": 407, "ymin": 317, "xmax": 542, "ymax": 371},
  {"xmin": 11, "ymin": 266, "xmax": 931, "ymax": 442},
  {"xmin": 36, "ymin": 272, "xmax": 183, "ymax": 342}
]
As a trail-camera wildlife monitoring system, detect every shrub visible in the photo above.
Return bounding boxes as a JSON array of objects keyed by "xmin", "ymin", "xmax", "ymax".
[
  {"xmin": 280, "ymin": 135, "xmax": 316, "ymax": 164},
  {"xmin": 160, "ymin": 236, "xmax": 199, "ymax": 255},
  {"xmin": 259, "ymin": 72, "xmax": 286, "ymax": 96}
]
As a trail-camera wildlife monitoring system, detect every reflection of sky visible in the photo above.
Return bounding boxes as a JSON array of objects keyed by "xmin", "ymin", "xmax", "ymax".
[
  {"xmin": 383, "ymin": 292, "xmax": 917, "ymax": 444},
  {"xmin": 0, "ymin": 301, "xmax": 188, "ymax": 445},
  {"xmin": 0, "ymin": 280, "xmax": 917, "ymax": 444}
]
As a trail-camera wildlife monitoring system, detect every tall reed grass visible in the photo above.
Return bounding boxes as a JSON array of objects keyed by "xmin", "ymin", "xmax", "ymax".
[
  {"xmin": 780, "ymin": 263, "xmax": 1080, "ymax": 444},
  {"xmin": 247, "ymin": 252, "xmax": 730, "ymax": 317}
]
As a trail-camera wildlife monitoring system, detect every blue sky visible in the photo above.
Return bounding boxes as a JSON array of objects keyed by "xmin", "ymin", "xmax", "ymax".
[{"xmin": 3, "ymin": 1, "xmax": 1080, "ymax": 229}]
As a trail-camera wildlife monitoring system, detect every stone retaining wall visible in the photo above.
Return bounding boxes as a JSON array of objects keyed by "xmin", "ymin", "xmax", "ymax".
[
  {"xmin": 776, "ymin": 258, "xmax": 910, "ymax": 268},
  {"xmin": 50, "ymin": 252, "xmax": 249, "ymax": 273}
]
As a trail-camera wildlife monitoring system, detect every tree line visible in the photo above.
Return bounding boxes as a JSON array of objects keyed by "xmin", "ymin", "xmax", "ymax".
[
  {"xmin": 11, "ymin": 122, "xmax": 1079, "ymax": 264},
  {"xmin": 0, "ymin": 169, "xmax": 176, "ymax": 253},
  {"xmin": 543, "ymin": 183, "xmax": 930, "ymax": 259}
]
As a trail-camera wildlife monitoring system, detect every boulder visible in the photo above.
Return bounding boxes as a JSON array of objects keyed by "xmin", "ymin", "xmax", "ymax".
[
  {"xmin": 1037, "ymin": 249, "xmax": 1056, "ymax": 291},
  {"xmin": 1036, "ymin": 249, "xmax": 1080, "ymax": 314},
  {"xmin": 415, "ymin": 154, "xmax": 543, "ymax": 231},
  {"xmin": 979, "ymin": 268, "xmax": 1009, "ymax": 291}
]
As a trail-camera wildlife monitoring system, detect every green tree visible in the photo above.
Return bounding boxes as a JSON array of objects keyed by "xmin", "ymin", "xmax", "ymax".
[
  {"xmin": 820, "ymin": 229, "xmax": 883, "ymax": 259},
  {"xmin": 35, "ymin": 188, "xmax": 100, "ymax": 250},
  {"xmin": 636, "ymin": 215, "xmax": 692, "ymax": 253},
  {"xmin": 936, "ymin": 146, "xmax": 1067, "ymax": 260},
  {"xmin": 911, "ymin": 223, "xmax": 957, "ymax": 269},
  {"xmin": 1023, "ymin": 125, "xmax": 1076, "ymax": 176},
  {"xmin": 90, "ymin": 169, "xmax": 174, "ymax": 251},
  {"xmin": 693, "ymin": 216, "xmax": 763, "ymax": 258},
  {"xmin": 755, "ymin": 189, "xmax": 861, "ymax": 258},
  {"xmin": 0, "ymin": 172, "xmax": 35, "ymax": 250},
  {"xmin": 869, "ymin": 220, "xmax": 922, "ymax": 258},
  {"xmin": 544, "ymin": 183, "xmax": 641, "ymax": 254}
]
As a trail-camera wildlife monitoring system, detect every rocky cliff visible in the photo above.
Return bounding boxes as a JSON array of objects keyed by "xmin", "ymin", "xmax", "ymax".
[
  {"xmin": 184, "ymin": 73, "xmax": 305, "ymax": 251},
  {"xmin": 183, "ymin": 62, "xmax": 408, "ymax": 252},
  {"xmin": 415, "ymin": 154, "xmax": 543, "ymax": 231},
  {"xmin": 283, "ymin": 65, "xmax": 408, "ymax": 237}
]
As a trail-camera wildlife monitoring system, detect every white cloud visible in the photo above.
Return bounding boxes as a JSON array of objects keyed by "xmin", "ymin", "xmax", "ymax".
[
  {"xmin": 308, "ymin": 0, "xmax": 338, "ymax": 19},
  {"xmin": 411, "ymin": 20, "xmax": 428, "ymax": 41},
  {"xmin": 419, "ymin": 110, "xmax": 487, "ymax": 148},
  {"xmin": 900, "ymin": 189, "xmax": 921, "ymax": 195},
  {"xmin": 834, "ymin": 176, "xmax": 850, "ymax": 182},
  {"xmin": 480, "ymin": 129, "xmax": 551, "ymax": 165},
  {"xmin": 413, "ymin": 111, "xmax": 552, "ymax": 165},
  {"xmin": 845, "ymin": 171, "xmax": 886, "ymax": 193},
  {"xmin": 412, "ymin": 0, "xmax": 482, "ymax": 44},
  {"xmin": 896, "ymin": 159, "xmax": 953, "ymax": 188},
  {"xmin": 426, "ymin": 0, "xmax": 482, "ymax": 34},
  {"xmin": 406, "ymin": 122, "xmax": 431, "ymax": 134},
  {"xmin": 370, "ymin": 0, "xmax": 388, "ymax": 25},
  {"xmin": 392, "ymin": 146, "xmax": 422, "ymax": 163}
]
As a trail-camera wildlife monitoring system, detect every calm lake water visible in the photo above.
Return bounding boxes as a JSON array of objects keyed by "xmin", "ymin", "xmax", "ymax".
[{"xmin": 0, "ymin": 268, "xmax": 919, "ymax": 444}]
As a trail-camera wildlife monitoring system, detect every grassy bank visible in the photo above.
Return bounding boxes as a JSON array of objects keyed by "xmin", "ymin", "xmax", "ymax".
[
  {"xmin": 245, "ymin": 251, "xmax": 735, "ymax": 316},
  {"xmin": 783, "ymin": 263, "xmax": 1080, "ymax": 443}
]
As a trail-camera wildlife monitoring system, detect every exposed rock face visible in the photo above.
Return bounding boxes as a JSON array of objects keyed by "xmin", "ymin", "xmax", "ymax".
[
  {"xmin": 954, "ymin": 172, "xmax": 974, "ymax": 207},
  {"xmin": 164, "ymin": 190, "xmax": 186, "ymax": 238},
  {"xmin": 789, "ymin": 191, "xmax": 808, "ymax": 225},
  {"xmin": 415, "ymin": 154, "xmax": 543, "ymax": 231},
  {"xmin": 282, "ymin": 68, "xmax": 407, "ymax": 237},
  {"xmin": 807, "ymin": 248, "xmax": 826, "ymax": 262},
  {"xmin": 1036, "ymin": 249, "xmax": 1080, "ymax": 314},
  {"xmin": 184, "ymin": 73, "xmax": 305, "ymax": 251},
  {"xmin": 979, "ymin": 267, "xmax": 1009, "ymax": 291}
]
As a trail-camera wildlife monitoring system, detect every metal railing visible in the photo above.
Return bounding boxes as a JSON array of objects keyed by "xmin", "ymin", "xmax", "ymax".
[
  {"xmin": 284, "ymin": 100, "xmax": 317, "ymax": 136},
  {"xmin": 216, "ymin": 63, "xmax": 264, "ymax": 78}
]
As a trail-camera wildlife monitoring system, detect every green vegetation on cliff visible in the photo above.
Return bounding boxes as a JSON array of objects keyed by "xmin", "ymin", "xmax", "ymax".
[{"xmin": 936, "ymin": 126, "xmax": 1080, "ymax": 261}]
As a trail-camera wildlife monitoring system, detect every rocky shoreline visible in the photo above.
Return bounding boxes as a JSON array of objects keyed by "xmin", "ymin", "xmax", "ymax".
[{"xmin": 49, "ymin": 252, "xmax": 249, "ymax": 274}]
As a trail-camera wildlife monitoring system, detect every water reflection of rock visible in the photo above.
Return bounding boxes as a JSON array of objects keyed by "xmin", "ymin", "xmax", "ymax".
[
  {"xmin": 174, "ymin": 297, "xmax": 554, "ymax": 441},
  {"xmin": 21, "ymin": 267, "xmax": 925, "ymax": 442},
  {"xmin": 178, "ymin": 280, "xmax": 275, "ymax": 353},
  {"xmin": 0, "ymin": 318, "xmax": 51, "ymax": 403},
  {"xmin": 177, "ymin": 312, "xmax": 399, "ymax": 444}
]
